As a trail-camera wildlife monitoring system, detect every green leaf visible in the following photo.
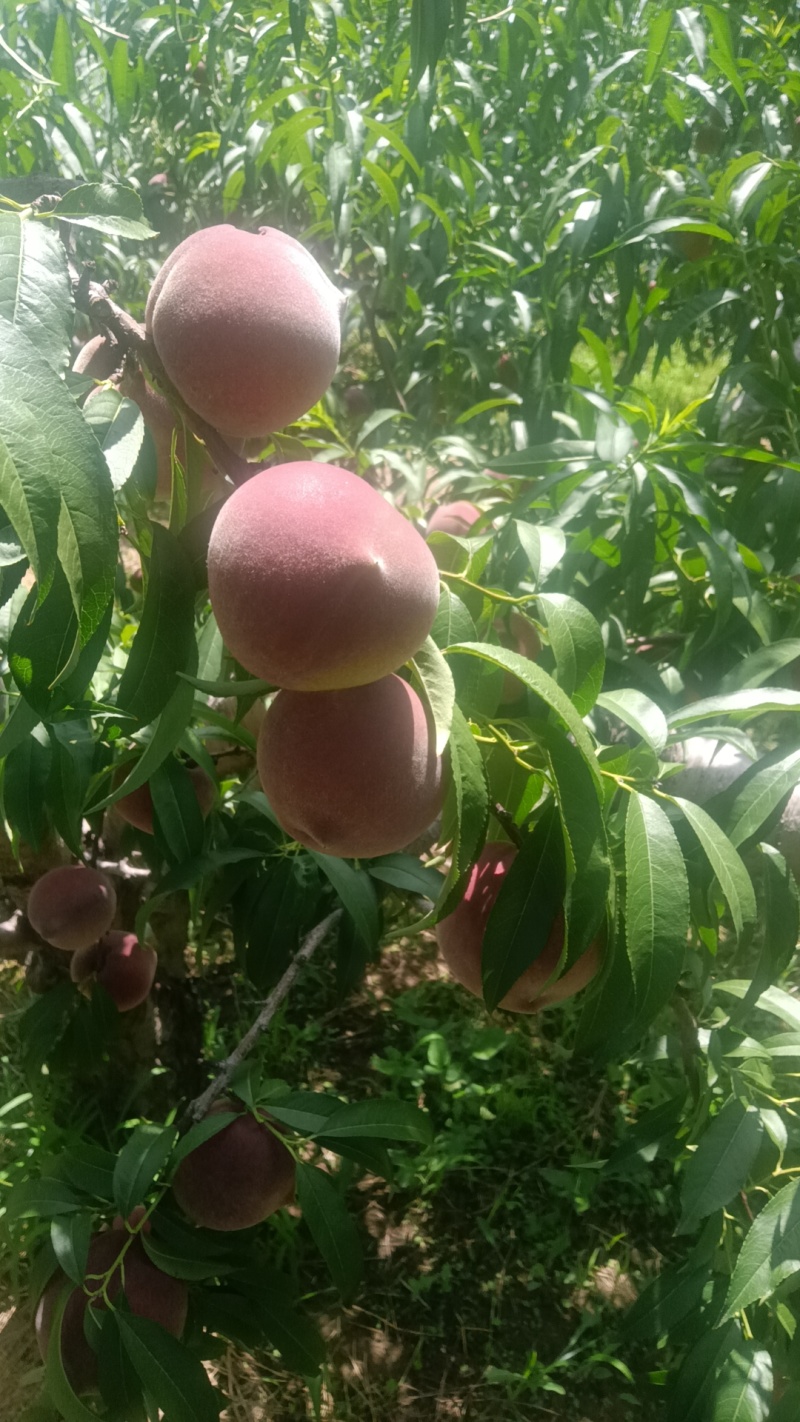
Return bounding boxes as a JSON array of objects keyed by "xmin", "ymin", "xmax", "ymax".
[
  {"xmin": 309, "ymin": 853, "xmax": 380, "ymax": 952},
  {"xmin": 410, "ymin": 635, "xmax": 455, "ymax": 755},
  {"xmin": 0, "ymin": 211, "xmax": 71, "ymax": 372},
  {"xmin": 723, "ymin": 1177, "xmax": 800, "ymax": 1317},
  {"xmin": 437, "ymin": 703, "xmax": 490, "ymax": 915},
  {"xmin": 96, "ymin": 1311, "xmax": 146, "ymax": 1422},
  {"xmin": 482, "ymin": 804, "xmax": 567, "ymax": 1011},
  {"xmin": 671, "ymin": 797, "xmax": 757, "ymax": 940},
  {"xmin": 0, "ymin": 316, "xmax": 117, "ymax": 642},
  {"xmin": 367, "ymin": 855, "xmax": 444, "ymax": 900},
  {"xmin": 708, "ymin": 1339, "xmax": 772, "ymax": 1421},
  {"xmin": 546, "ymin": 731, "xmax": 611, "ymax": 962},
  {"xmin": 720, "ymin": 639, "xmax": 800, "ymax": 692},
  {"xmin": 115, "ymin": 524, "xmax": 198, "ymax": 727},
  {"xmin": 429, "ymin": 584, "xmax": 476, "ymax": 649},
  {"xmin": 705, "ymin": 3, "xmax": 746, "ymax": 103},
  {"xmin": 722, "ymin": 749, "xmax": 800, "ymax": 849},
  {"xmin": 140, "ymin": 1230, "xmax": 232, "ymax": 1282},
  {"xmin": 170, "ymin": 1112, "xmax": 238, "ymax": 1169},
  {"xmin": 88, "ymin": 673, "xmax": 197, "ymax": 814},
  {"xmin": 770, "ymin": 1386, "xmax": 800, "ymax": 1422},
  {"xmin": 296, "ymin": 1164, "xmax": 363, "ymax": 1300},
  {"xmin": 537, "ymin": 594, "xmax": 604, "ymax": 715},
  {"xmin": 48, "ymin": 720, "xmax": 95, "ymax": 855},
  {"xmin": 643, "ymin": 6, "xmax": 672, "ymax": 84},
  {"xmin": 117, "ymin": 1313, "xmax": 221, "ymax": 1422},
  {"xmin": 3, "ymin": 727, "xmax": 51, "ymax": 849},
  {"xmin": 10, "ymin": 564, "xmax": 112, "ymax": 715},
  {"xmin": 59, "ymin": 1143, "xmax": 117, "ymax": 1201},
  {"xmin": 83, "ymin": 389, "xmax": 145, "ymax": 492},
  {"xmin": 245, "ymin": 857, "xmax": 315, "ymax": 991},
  {"xmin": 669, "ymin": 690, "xmax": 800, "ymax": 727},
  {"xmin": 515, "ymin": 522, "xmax": 566, "ymax": 585},
  {"xmin": 234, "ymin": 1285, "xmax": 325, "ymax": 1375},
  {"xmin": 319, "ymin": 1099, "xmax": 432, "ymax": 1144},
  {"xmin": 113, "ymin": 1124, "xmax": 176, "ymax": 1218},
  {"xmin": 715, "ymin": 982, "xmax": 800, "ymax": 1032},
  {"xmin": 596, "ymin": 690, "xmax": 669, "ymax": 754},
  {"xmin": 43, "ymin": 1284, "xmax": 100, "ymax": 1422},
  {"xmin": 678, "ymin": 1101, "xmax": 764, "ymax": 1234},
  {"xmin": 7, "ymin": 1176, "xmax": 80, "ymax": 1220},
  {"xmin": 54, "ymin": 182, "xmax": 156, "ymax": 240},
  {"xmin": 624, "ymin": 793, "xmax": 689, "ymax": 1027},
  {"xmin": 50, "ymin": 1212, "xmax": 92, "ymax": 1286},
  {"xmin": 447, "ymin": 643, "xmax": 600, "ymax": 781},
  {"xmin": 623, "ymin": 1261, "xmax": 710, "ymax": 1341},
  {"xmin": 149, "ymin": 757, "xmax": 207, "ymax": 864},
  {"xmin": 667, "ymin": 1323, "xmax": 742, "ymax": 1422}
]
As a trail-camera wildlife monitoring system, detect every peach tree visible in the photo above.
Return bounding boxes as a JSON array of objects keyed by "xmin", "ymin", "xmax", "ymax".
[{"xmin": 1, "ymin": 3, "xmax": 800, "ymax": 1420}]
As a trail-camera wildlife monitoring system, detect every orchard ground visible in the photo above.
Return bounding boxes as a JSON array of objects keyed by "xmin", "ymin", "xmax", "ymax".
[{"xmin": 0, "ymin": 914, "xmax": 707, "ymax": 1422}]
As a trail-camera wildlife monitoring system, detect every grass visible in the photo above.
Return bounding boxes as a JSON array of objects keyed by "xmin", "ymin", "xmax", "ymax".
[{"xmin": 0, "ymin": 933, "xmax": 686, "ymax": 1421}]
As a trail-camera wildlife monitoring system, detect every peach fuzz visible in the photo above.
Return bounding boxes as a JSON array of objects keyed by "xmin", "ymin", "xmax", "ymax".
[{"xmin": 207, "ymin": 462, "xmax": 440, "ymax": 691}]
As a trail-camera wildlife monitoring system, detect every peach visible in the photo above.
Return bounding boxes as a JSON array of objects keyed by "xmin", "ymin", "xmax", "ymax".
[
  {"xmin": 27, "ymin": 866, "xmax": 116, "ymax": 953},
  {"xmin": 257, "ymin": 674, "xmax": 445, "ymax": 859},
  {"xmin": 145, "ymin": 224, "xmax": 342, "ymax": 438},
  {"xmin": 115, "ymin": 765, "xmax": 216, "ymax": 834},
  {"xmin": 35, "ymin": 1229, "xmax": 187, "ymax": 1394},
  {"xmin": 436, "ymin": 843, "xmax": 601, "ymax": 1012},
  {"xmin": 72, "ymin": 334, "xmax": 121, "ymax": 382},
  {"xmin": 207, "ymin": 462, "xmax": 440, "ymax": 690},
  {"xmin": 70, "ymin": 931, "xmax": 157, "ymax": 1012},
  {"xmin": 172, "ymin": 1101, "xmax": 295, "ymax": 1231},
  {"xmin": 427, "ymin": 502, "xmax": 481, "ymax": 537}
]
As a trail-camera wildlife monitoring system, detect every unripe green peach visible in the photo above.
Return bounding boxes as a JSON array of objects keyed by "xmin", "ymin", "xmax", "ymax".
[
  {"xmin": 145, "ymin": 224, "xmax": 342, "ymax": 438},
  {"xmin": 436, "ymin": 843, "xmax": 601, "ymax": 1012},
  {"xmin": 71, "ymin": 931, "xmax": 157, "ymax": 1012},
  {"xmin": 27, "ymin": 866, "xmax": 117, "ymax": 953},
  {"xmin": 115, "ymin": 765, "xmax": 216, "ymax": 834},
  {"xmin": 35, "ymin": 1229, "xmax": 187, "ymax": 1394},
  {"xmin": 172, "ymin": 1100, "xmax": 296, "ymax": 1231},
  {"xmin": 207, "ymin": 462, "xmax": 440, "ymax": 690},
  {"xmin": 257, "ymin": 675, "xmax": 445, "ymax": 858},
  {"xmin": 427, "ymin": 501, "xmax": 481, "ymax": 537}
]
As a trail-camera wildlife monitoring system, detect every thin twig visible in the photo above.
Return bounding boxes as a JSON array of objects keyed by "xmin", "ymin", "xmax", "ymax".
[{"xmin": 179, "ymin": 909, "xmax": 341, "ymax": 1129}]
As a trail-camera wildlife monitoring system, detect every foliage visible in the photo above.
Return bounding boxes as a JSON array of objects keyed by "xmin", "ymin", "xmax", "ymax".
[{"xmin": 0, "ymin": 1, "xmax": 799, "ymax": 1418}]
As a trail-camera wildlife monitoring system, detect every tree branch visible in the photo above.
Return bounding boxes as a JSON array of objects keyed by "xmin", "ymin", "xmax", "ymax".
[
  {"xmin": 72, "ymin": 267, "xmax": 253, "ymax": 488},
  {"xmin": 179, "ymin": 909, "xmax": 342, "ymax": 1130}
]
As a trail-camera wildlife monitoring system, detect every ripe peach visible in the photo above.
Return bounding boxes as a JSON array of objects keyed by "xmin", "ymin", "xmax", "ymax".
[
  {"xmin": 72, "ymin": 334, "xmax": 121, "ymax": 382},
  {"xmin": 436, "ymin": 843, "xmax": 601, "ymax": 1012},
  {"xmin": 207, "ymin": 462, "xmax": 440, "ymax": 690},
  {"xmin": 70, "ymin": 931, "xmax": 157, "ymax": 1012},
  {"xmin": 146, "ymin": 224, "xmax": 342, "ymax": 438},
  {"xmin": 115, "ymin": 765, "xmax": 216, "ymax": 834},
  {"xmin": 35, "ymin": 1229, "xmax": 187, "ymax": 1394},
  {"xmin": 27, "ymin": 866, "xmax": 116, "ymax": 953},
  {"xmin": 427, "ymin": 502, "xmax": 481, "ymax": 537},
  {"xmin": 258, "ymin": 674, "xmax": 445, "ymax": 858},
  {"xmin": 172, "ymin": 1100, "xmax": 296, "ymax": 1231}
]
